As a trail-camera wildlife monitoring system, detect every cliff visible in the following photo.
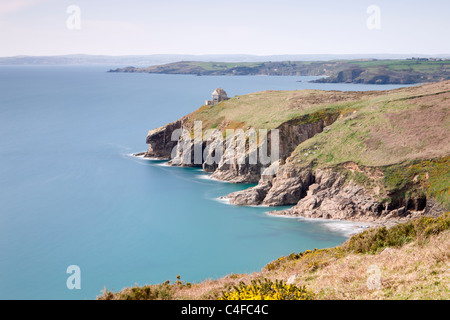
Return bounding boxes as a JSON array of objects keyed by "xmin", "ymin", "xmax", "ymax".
[{"xmin": 142, "ymin": 81, "xmax": 450, "ymax": 223}]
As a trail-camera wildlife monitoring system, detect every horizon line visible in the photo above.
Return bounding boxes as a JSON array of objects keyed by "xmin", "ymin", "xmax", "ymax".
[{"xmin": 2, "ymin": 53, "xmax": 450, "ymax": 59}]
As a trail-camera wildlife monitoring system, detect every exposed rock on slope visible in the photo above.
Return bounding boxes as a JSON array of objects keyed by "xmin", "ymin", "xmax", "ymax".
[
  {"xmin": 226, "ymin": 163, "xmax": 314, "ymax": 206},
  {"xmin": 272, "ymin": 168, "xmax": 430, "ymax": 223}
]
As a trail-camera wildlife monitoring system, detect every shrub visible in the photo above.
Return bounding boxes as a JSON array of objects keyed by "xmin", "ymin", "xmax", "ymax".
[
  {"xmin": 98, "ymin": 276, "xmax": 193, "ymax": 300},
  {"xmin": 343, "ymin": 212, "xmax": 450, "ymax": 254},
  {"xmin": 265, "ymin": 252, "xmax": 303, "ymax": 271},
  {"xmin": 120, "ymin": 283, "xmax": 174, "ymax": 300},
  {"xmin": 220, "ymin": 278, "xmax": 314, "ymax": 300}
]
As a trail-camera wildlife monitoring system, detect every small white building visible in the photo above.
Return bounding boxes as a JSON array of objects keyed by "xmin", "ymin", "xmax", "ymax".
[{"xmin": 205, "ymin": 88, "xmax": 229, "ymax": 106}]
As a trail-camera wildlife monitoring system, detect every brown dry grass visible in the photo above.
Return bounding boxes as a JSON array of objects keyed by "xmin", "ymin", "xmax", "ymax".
[
  {"xmin": 185, "ymin": 89, "xmax": 384, "ymax": 132},
  {"xmin": 284, "ymin": 231, "xmax": 449, "ymax": 300},
  {"xmin": 175, "ymin": 231, "xmax": 450, "ymax": 300},
  {"xmin": 187, "ymin": 80, "xmax": 449, "ymax": 133},
  {"xmin": 289, "ymin": 81, "xmax": 450, "ymax": 167},
  {"xmin": 368, "ymin": 91, "xmax": 450, "ymax": 161}
]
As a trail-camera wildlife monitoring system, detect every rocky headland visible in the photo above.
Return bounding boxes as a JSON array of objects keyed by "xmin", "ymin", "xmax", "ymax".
[{"xmin": 140, "ymin": 81, "xmax": 450, "ymax": 225}]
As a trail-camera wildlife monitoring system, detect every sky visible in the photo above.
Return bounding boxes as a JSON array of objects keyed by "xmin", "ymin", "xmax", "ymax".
[{"xmin": 0, "ymin": 0, "xmax": 449, "ymax": 57}]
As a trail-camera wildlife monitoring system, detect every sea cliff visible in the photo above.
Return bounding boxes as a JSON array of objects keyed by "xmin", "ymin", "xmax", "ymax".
[{"xmin": 141, "ymin": 81, "xmax": 450, "ymax": 223}]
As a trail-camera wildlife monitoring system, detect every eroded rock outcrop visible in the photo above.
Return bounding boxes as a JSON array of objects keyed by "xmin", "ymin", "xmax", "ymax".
[
  {"xmin": 145, "ymin": 119, "xmax": 183, "ymax": 159},
  {"xmin": 144, "ymin": 111, "xmax": 338, "ymax": 183},
  {"xmin": 273, "ymin": 168, "xmax": 384, "ymax": 221},
  {"xmin": 269, "ymin": 167, "xmax": 443, "ymax": 223},
  {"xmin": 226, "ymin": 163, "xmax": 314, "ymax": 206}
]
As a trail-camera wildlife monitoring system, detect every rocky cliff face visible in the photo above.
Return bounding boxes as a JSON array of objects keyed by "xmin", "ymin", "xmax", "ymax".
[
  {"xmin": 225, "ymin": 163, "xmax": 314, "ymax": 206},
  {"xmin": 226, "ymin": 161, "xmax": 442, "ymax": 223},
  {"xmin": 272, "ymin": 168, "xmax": 384, "ymax": 221},
  {"xmin": 145, "ymin": 119, "xmax": 183, "ymax": 159},
  {"xmin": 269, "ymin": 167, "xmax": 443, "ymax": 223},
  {"xmin": 144, "ymin": 112, "xmax": 338, "ymax": 183}
]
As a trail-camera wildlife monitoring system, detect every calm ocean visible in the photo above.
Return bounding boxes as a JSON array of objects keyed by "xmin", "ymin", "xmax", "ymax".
[{"xmin": 0, "ymin": 66, "xmax": 411, "ymax": 299}]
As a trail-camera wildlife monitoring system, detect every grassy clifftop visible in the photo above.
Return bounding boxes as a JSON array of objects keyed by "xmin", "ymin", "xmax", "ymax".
[
  {"xmin": 289, "ymin": 82, "xmax": 450, "ymax": 167},
  {"xmin": 183, "ymin": 89, "xmax": 380, "ymax": 131},
  {"xmin": 184, "ymin": 81, "xmax": 448, "ymax": 136}
]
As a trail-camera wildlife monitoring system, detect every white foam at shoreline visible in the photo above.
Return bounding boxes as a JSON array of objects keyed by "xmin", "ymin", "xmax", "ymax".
[
  {"xmin": 214, "ymin": 197, "xmax": 231, "ymax": 205},
  {"xmin": 195, "ymin": 173, "xmax": 239, "ymax": 184},
  {"xmin": 126, "ymin": 153, "xmax": 169, "ymax": 161},
  {"xmin": 196, "ymin": 174, "xmax": 213, "ymax": 181},
  {"xmin": 264, "ymin": 212, "xmax": 372, "ymax": 237},
  {"xmin": 128, "ymin": 153, "xmax": 144, "ymax": 158},
  {"xmin": 141, "ymin": 157, "xmax": 167, "ymax": 161},
  {"xmin": 319, "ymin": 221, "xmax": 372, "ymax": 236},
  {"xmin": 155, "ymin": 161, "xmax": 171, "ymax": 166},
  {"xmin": 208, "ymin": 175, "xmax": 226, "ymax": 182}
]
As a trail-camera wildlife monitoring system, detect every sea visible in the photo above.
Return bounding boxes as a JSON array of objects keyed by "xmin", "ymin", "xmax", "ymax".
[{"xmin": 0, "ymin": 66, "xmax": 413, "ymax": 299}]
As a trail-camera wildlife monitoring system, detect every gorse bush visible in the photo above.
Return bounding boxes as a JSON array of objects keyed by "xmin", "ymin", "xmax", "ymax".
[
  {"xmin": 265, "ymin": 248, "xmax": 345, "ymax": 272},
  {"xmin": 343, "ymin": 212, "xmax": 450, "ymax": 254},
  {"xmin": 106, "ymin": 282, "xmax": 174, "ymax": 300},
  {"xmin": 125, "ymin": 284, "xmax": 173, "ymax": 300},
  {"xmin": 265, "ymin": 252, "xmax": 303, "ymax": 271},
  {"xmin": 220, "ymin": 278, "xmax": 315, "ymax": 300},
  {"xmin": 99, "ymin": 276, "xmax": 192, "ymax": 300}
]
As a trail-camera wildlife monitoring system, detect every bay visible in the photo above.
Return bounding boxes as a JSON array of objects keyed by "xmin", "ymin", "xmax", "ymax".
[{"xmin": 0, "ymin": 66, "xmax": 412, "ymax": 299}]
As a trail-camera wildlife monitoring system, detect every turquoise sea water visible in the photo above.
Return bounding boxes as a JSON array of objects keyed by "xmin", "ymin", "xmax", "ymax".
[{"xmin": 0, "ymin": 66, "xmax": 412, "ymax": 299}]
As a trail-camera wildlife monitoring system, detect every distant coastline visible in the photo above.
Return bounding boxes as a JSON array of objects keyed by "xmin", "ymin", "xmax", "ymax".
[{"xmin": 108, "ymin": 59, "xmax": 450, "ymax": 85}]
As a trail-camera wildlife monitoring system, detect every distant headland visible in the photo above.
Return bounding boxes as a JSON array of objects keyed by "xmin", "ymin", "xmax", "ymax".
[{"xmin": 108, "ymin": 58, "xmax": 450, "ymax": 85}]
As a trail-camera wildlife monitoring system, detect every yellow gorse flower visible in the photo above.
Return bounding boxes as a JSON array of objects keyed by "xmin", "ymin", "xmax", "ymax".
[{"xmin": 220, "ymin": 278, "xmax": 314, "ymax": 300}]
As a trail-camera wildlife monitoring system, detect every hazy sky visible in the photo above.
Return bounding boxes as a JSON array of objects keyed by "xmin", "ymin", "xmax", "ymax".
[{"xmin": 1, "ymin": 0, "xmax": 449, "ymax": 57}]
